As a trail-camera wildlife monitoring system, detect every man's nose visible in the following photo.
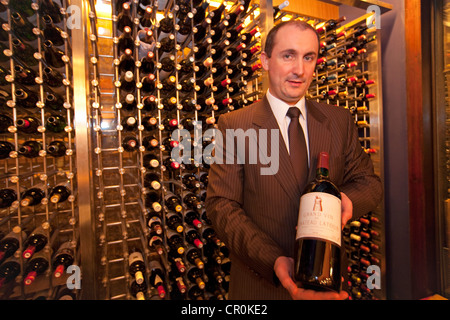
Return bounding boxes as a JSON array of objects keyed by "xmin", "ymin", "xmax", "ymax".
[{"xmin": 292, "ymin": 60, "xmax": 305, "ymax": 77}]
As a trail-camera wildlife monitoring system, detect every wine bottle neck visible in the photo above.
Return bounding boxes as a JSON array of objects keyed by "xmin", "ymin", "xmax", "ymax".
[{"xmin": 316, "ymin": 167, "xmax": 330, "ymax": 179}]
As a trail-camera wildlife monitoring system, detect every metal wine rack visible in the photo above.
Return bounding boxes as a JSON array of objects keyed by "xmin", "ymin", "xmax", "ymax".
[
  {"xmin": 0, "ymin": 0, "xmax": 386, "ymax": 300},
  {"xmin": 304, "ymin": 13, "xmax": 386, "ymax": 300},
  {"xmin": 0, "ymin": 0, "xmax": 79, "ymax": 300}
]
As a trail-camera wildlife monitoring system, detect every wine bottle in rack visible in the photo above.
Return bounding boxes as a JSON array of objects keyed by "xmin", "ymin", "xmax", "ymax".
[
  {"xmin": 118, "ymin": 48, "xmax": 135, "ymax": 73},
  {"xmin": 15, "ymin": 87, "xmax": 39, "ymax": 109},
  {"xmin": 142, "ymin": 135, "xmax": 159, "ymax": 151},
  {"xmin": 0, "ymin": 115, "xmax": 13, "ymax": 133},
  {"xmin": 8, "ymin": 0, "xmax": 34, "ymax": 17},
  {"xmin": 117, "ymin": 2, "xmax": 133, "ymax": 33},
  {"xmin": 39, "ymin": 0, "xmax": 63, "ymax": 24},
  {"xmin": 140, "ymin": 50, "xmax": 155, "ymax": 74},
  {"xmin": 20, "ymin": 186, "xmax": 46, "ymax": 207},
  {"xmin": 147, "ymin": 211, "xmax": 163, "ymax": 235},
  {"xmin": 23, "ymin": 225, "xmax": 49, "ymax": 259},
  {"xmin": 14, "ymin": 64, "xmax": 37, "ymax": 86},
  {"xmin": 43, "ymin": 40, "xmax": 66, "ymax": 69},
  {"xmin": 166, "ymin": 210, "xmax": 184, "ymax": 233},
  {"xmin": 148, "ymin": 234, "xmax": 164, "ymax": 255},
  {"xmin": 18, "ymin": 140, "xmax": 42, "ymax": 158},
  {"xmin": 23, "ymin": 250, "xmax": 50, "ymax": 285},
  {"xmin": 43, "ymin": 66, "xmax": 65, "ymax": 88},
  {"xmin": 0, "ymin": 188, "xmax": 17, "ymax": 208},
  {"xmin": 294, "ymin": 151, "xmax": 342, "ymax": 292},
  {"xmin": 185, "ymin": 227, "xmax": 203, "ymax": 249},
  {"xmin": 130, "ymin": 280, "xmax": 147, "ymax": 300},
  {"xmin": 10, "ymin": 11, "xmax": 38, "ymax": 42},
  {"xmin": 183, "ymin": 210, "xmax": 202, "ymax": 229},
  {"xmin": 145, "ymin": 189, "xmax": 162, "ymax": 212},
  {"xmin": 139, "ymin": 6, "xmax": 153, "ymax": 30},
  {"xmin": 0, "ymin": 229, "xmax": 26, "ymax": 263},
  {"xmin": 52, "ymin": 241, "xmax": 75, "ymax": 278},
  {"xmin": 0, "ymin": 141, "xmax": 14, "ymax": 160},
  {"xmin": 46, "ymin": 140, "xmax": 67, "ymax": 157},
  {"xmin": 11, "ymin": 38, "xmax": 38, "ymax": 66},
  {"xmin": 48, "ymin": 183, "xmax": 71, "ymax": 204},
  {"xmin": 122, "ymin": 136, "xmax": 139, "ymax": 152},
  {"xmin": 143, "ymin": 153, "xmax": 160, "ymax": 169},
  {"xmin": 128, "ymin": 248, "xmax": 146, "ymax": 285},
  {"xmin": 118, "ymin": 26, "xmax": 134, "ymax": 54},
  {"xmin": 148, "ymin": 255, "xmax": 167, "ymax": 299},
  {"xmin": 46, "ymin": 115, "xmax": 67, "ymax": 133},
  {"xmin": 144, "ymin": 171, "xmax": 161, "ymax": 190},
  {"xmin": 42, "ymin": 15, "xmax": 65, "ymax": 47},
  {"xmin": 0, "ymin": 255, "xmax": 21, "ymax": 288},
  {"xmin": 167, "ymin": 229, "xmax": 185, "ymax": 255},
  {"xmin": 186, "ymin": 265, "xmax": 206, "ymax": 290}
]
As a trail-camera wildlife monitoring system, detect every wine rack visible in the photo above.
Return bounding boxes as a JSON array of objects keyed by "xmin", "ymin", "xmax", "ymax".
[
  {"xmin": 86, "ymin": 0, "xmax": 265, "ymax": 300},
  {"xmin": 304, "ymin": 14, "xmax": 385, "ymax": 300},
  {"xmin": 0, "ymin": 0, "xmax": 386, "ymax": 300},
  {"xmin": 0, "ymin": 0, "xmax": 79, "ymax": 300}
]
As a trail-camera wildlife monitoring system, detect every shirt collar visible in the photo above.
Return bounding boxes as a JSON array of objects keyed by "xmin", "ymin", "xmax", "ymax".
[{"xmin": 266, "ymin": 89, "xmax": 307, "ymax": 122}]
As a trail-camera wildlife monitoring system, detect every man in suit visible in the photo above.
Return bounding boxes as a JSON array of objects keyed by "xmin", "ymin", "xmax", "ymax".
[{"xmin": 205, "ymin": 20, "xmax": 382, "ymax": 300}]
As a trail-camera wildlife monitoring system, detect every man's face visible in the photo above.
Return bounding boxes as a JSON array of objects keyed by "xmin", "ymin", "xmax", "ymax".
[{"xmin": 261, "ymin": 25, "xmax": 318, "ymax": 105}]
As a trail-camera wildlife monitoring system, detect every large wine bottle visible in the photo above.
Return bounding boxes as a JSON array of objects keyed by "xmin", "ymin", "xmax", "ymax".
[{"xmin": 294, "ymin": 151, "xmax": 342, "ymax": 292}]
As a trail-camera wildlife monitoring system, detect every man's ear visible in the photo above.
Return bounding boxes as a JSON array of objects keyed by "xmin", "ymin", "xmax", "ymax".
[{"xmin": 260, "ymin": 51, "xmax": 269, "ymax": 71}]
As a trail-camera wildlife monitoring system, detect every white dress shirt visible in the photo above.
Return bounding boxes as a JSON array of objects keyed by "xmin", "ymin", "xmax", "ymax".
[{"xmin": 266, "ymin": 89, "xmax": 310, "ymax": 165}]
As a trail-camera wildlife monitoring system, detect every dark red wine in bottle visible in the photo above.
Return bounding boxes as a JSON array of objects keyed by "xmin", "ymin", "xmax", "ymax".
[{"xmin": 294, "ymin": 151, "xmax": 342, "ymax": 292}]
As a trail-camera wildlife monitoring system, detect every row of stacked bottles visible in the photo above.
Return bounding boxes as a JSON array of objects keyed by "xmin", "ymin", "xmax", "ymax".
[
  {"xmin": 0, "ymin": 0, "xmax": 79, "ymax": 299},
  {"xmin": 305, "ymin": 16, "xmax": 383, "ymax": 300}
]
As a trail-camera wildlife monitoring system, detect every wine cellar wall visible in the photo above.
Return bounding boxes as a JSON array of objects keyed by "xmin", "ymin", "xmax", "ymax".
[{"xmin": 0, "ymin": 0, "xmax": 385, "ymax": 300}]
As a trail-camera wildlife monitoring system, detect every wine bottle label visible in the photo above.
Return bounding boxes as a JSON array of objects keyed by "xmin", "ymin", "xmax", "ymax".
[{"xmin": 296, "ymin": 192, "xmax": 341, "ymax": 246}]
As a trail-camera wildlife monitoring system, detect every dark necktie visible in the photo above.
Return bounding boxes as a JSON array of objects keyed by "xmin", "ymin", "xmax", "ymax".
[{"xmin": 287, "ymin": 107, "xmax": 308, "ymax": 188}]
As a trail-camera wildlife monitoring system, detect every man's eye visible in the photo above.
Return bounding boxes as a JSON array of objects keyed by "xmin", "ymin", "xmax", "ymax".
[{"xmin": 284, "ymin": 54, "xmax": 293, "ymax": 59}]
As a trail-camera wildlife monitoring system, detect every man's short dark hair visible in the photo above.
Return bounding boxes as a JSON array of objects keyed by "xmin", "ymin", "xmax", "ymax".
[{"xmin": 264, "ymin": 20, "xmax": 320, "ymax": 58}]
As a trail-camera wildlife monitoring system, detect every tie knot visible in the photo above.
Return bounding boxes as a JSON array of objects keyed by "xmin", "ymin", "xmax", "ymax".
[{"xmin": 287, "ymin": 107, "xmax": 301, "ymax": 119}]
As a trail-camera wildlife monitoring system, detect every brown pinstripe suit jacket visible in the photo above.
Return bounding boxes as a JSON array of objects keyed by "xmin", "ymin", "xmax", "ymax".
[{"xmin": 205, "ymin": 96, "xmax": 382, "ymax": 300}]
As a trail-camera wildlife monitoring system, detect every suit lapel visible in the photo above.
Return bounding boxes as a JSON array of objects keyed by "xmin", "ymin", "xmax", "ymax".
[
  {"xmin": 306, "ymin": 100, "xmax": 331, "ymax": 182},
  {"xmin": 252, "ymin": 97, "xmax": 301, "ymax": 201}
]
